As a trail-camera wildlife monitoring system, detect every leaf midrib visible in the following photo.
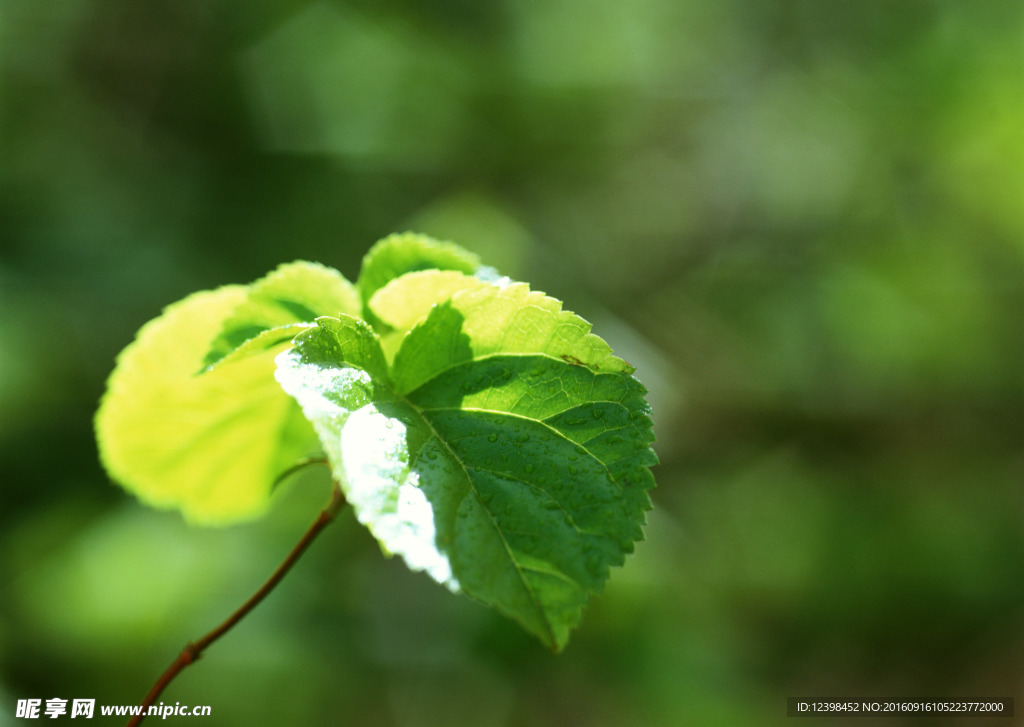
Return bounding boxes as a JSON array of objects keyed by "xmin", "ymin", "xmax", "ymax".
[{"xmin": 398, "ymin": 392, "xmax": 558, "ymax": 646}]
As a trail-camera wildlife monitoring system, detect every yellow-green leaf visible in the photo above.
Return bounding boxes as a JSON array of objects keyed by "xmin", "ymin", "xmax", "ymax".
[
  {"xmin": 96, "ymin": 287, "xmax": 318, "ymax": 524},
  {"xmin": 204, "ymin": 260, "xmax": 360, "ymax": 369}
]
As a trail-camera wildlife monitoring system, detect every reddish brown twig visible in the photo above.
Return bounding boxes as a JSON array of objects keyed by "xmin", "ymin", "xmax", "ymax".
[{"xmin": 126, "ymin": 485, "xmax": 346, "ymax": 727}]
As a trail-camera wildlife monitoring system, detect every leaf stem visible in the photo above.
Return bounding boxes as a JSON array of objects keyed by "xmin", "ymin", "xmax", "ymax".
[{"xmin": 126, "ymin": 485, "xmax": 346, "ymax": 727}]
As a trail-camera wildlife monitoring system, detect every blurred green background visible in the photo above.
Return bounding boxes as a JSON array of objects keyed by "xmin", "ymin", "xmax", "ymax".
[{"xmin": 2, "ymin": 1, "xmax": 1023, "ymax": 725}]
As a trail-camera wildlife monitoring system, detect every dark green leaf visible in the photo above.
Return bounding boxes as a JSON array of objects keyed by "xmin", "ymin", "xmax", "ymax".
[{"xmin": 275, "ymin": 280, "xmax": 656, "ymax": 650}]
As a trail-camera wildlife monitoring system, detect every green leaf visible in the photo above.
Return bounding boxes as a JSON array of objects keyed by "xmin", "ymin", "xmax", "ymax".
[
  {"xmin": 357, "ymin": 233, "xmax": 484, "ymax": 324},
  {"xmin": 97, "ymin": 261, "xmax": 362, "ymax": 523},
  {"xmin": 275, "ymin": 282, "xmax": 656, "ymax": 651},
  {"xmin": 96, "ymin": 236, "xmax": 657, "ymax": 650},
  {"xmin": 209, "ymin": 323, "xmax": 313, "ymax": 370},
  {"xmin": 96, "ymin": 287, "xmax": 320, "ymax": 524},
  {"xmin": 367, "ymin": 269, "xmax": 489, "ymax": 360},
  {"xmin": 368, "ymin": 269, "xmax": 486, "ymax": 332},
  {"xmin": 204, "ymin": 260, "xmax": 360, "ymax": 369}
]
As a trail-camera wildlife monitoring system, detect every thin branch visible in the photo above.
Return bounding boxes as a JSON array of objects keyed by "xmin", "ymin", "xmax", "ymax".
[{"xmin": 126, "ymin": 485, "xmax": 346, "ymax": 727}]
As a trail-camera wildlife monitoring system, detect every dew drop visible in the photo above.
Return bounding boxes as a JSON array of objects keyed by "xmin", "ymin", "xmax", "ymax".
[
  {"xmin": 568, "ymin": 465, "xmax": 579, "ymax": 475},
  {"xmin": 592, "ymin": 408, "xmax": 605, "ymax": 419},
  {"xmin": 487, "ymin": 433, "xmax": 499, "ymax": 443}
]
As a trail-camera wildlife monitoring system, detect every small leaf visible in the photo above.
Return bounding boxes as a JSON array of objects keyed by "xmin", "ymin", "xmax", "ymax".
[
  {"xmin": 368, "ymin": 270, "xmax": 486, "ymax": 332},
  {"xmin": 357, "ymin": 233, "xmax": 482, "ymax": 324},
  {"xmin": 96, "ymin": 287, "xmax": 319, "ymax": 524},
  {"xmin": 275, "ymin": 283, "xmax": 656, "ymax": 651},
  {"xmin": 367, "ymin": 270, "xmax": 489, "ymax": 360},
  {"xmin": 208, "ymin": 323, "xmax": 313, "ymax": 370},
  {"xmin": 204, "ymin": 260, "xmax": 360, "ymax": 368}
]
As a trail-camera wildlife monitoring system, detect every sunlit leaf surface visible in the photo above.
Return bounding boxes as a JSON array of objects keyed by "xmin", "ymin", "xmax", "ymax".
[
  {"xmin": 357, "ymin": 232, "xmax": 482, "ymax": 314},
  {"xmin": 97, "ymin": 235, "xmax": 657, "ymax": 647},
  {"xmin": 95, "ymin": 287, "xmax": 318, "ymax": 524},
  {"xmin": 205, "ymin": 260, "xmax": 360, "ymax": 369},
  {"xmin": 96, "ymin": 261, "xmax": 360, "ymax": 524},
  {"xmin": 275, "ymin": 281, "xmax": 656, "ymax": 650}
]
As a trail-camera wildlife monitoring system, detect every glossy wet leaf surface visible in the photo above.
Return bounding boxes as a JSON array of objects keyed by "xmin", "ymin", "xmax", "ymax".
[
  {"xmin": 275, "ymin": 281, "xmax": 656, "ymax": 650},
  {"xmin": 96, "ymin": 234, "xmax": 657, "ymax": 648}
]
